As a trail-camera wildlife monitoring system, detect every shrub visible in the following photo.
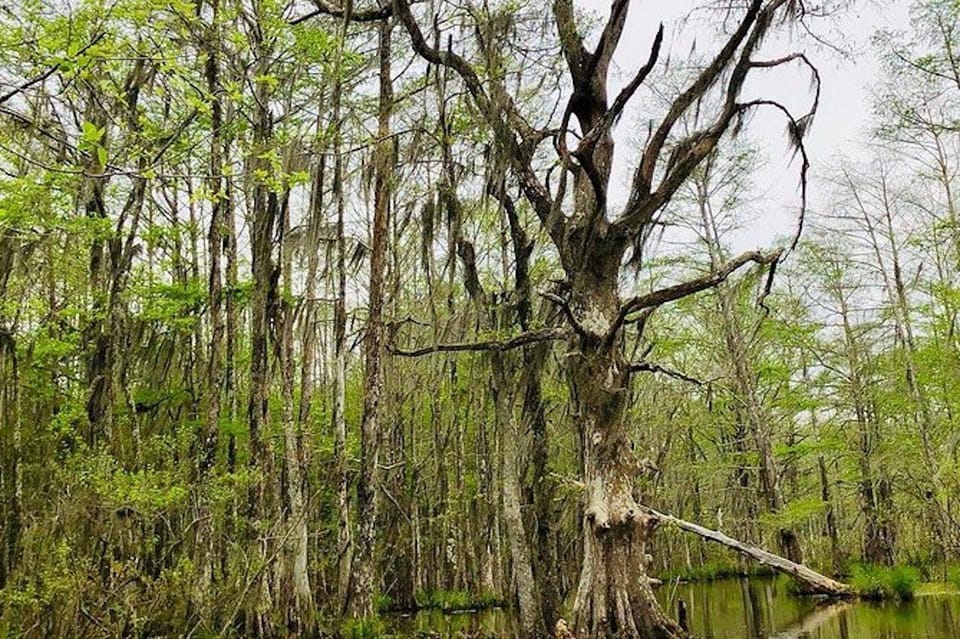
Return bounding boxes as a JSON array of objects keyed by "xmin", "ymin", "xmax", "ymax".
[{"xmin": 374, "ymin": 592, "xmax": 393, "ymax": 614}]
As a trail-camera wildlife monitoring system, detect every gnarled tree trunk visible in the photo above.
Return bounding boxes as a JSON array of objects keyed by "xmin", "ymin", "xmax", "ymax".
[{"xmin": 566, "ymin": 259, "xmax": 687, "ymax": 639}]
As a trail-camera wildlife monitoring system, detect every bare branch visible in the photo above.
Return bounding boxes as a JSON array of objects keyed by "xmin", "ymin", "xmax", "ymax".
[
  {"xmin": 736, "ymin": 99, "xmax": 812, "ymax": 253},
  {"xmin": 389, "ymin": 328, "xmax": 568, "ymax": 357},
  {"xmin": 573, "ymin": 22, "xmax": 665, "ymax": 183},
  {"xmin": 609, "ymin": 248, "xmax": 782, "ymax": 341},
  {"xmin": 628, "ymin": 361, "xmax": 704, "ymax": 386},
  {"xmin": 629, "ymin": 0, "xmax": 764, "ymax": 213},
  {"xmin": 289, "ymin": 1, "xmax": 393, "ymax": 25},
  {"xmin": 605, "ymin": 24, "xmax": 664, "ymax": 130},
  {"xmin": 540, "ymin": 291, "xmax": 589, "ymax": 339},
  {"xmin": 553, "ymin": 0, "xmax": 590, "ymax": 79}
]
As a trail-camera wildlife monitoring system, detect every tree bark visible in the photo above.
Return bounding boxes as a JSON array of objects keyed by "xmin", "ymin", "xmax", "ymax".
[
  {"xmin": 194, "ymin": 0, "xmax": 225, "ymax": 611},
  {"xmin": 247, "ymin": 49, "xmax": 280, "ymax": 633}
]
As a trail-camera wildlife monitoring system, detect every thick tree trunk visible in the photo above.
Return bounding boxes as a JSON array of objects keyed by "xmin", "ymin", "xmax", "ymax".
[{"xmin": 567, "ymin": 275, "xmax": 687, "ymax": 639}]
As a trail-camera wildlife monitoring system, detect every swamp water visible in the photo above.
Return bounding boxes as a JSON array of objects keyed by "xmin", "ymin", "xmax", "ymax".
[{"xmin": 386, "ymin": 576, "xmax": 960, "ymax": 637}]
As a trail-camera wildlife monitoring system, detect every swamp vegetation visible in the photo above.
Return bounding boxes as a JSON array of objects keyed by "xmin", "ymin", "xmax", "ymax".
[{"xmin": 0, "ymin": 0, "xmax": 959, "ymax": 636}]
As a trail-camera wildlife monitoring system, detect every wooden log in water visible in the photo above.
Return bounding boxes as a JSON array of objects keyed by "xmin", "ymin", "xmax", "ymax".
[{"xmin": 644, "ymin": 506, "xmax": 855, "ymax": 598}]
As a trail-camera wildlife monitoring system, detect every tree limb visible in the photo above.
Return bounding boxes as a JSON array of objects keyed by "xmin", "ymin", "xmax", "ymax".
[
  {"xmin": 628, "ymin": 0, "xmax": 764, "ymax": 213},
  {"xmin": 289, "ymin": 1, "xmax": 394, "ymax": 25},
  {"xmin": 0, "ymin": 33, "xmax": 105, "ymax": 106},
  {"xmin": 629, "ymin": 361, "xmax": 703, "ymax": 386},
  {"xmin": 389, "ymin": 328, "xmax": 568, "ymax": 357},
  {"xmin": 608, "ymin": 248, "xmax": 782, "ymax": 342}
]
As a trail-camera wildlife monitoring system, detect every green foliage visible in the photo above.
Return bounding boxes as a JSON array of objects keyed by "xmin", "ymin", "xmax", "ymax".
[
  {"xmin": 758, "ymin": 496, "xmax": 825, "ymax": 531},
  {"xmin": 65, "ymin": 451, "xmax": 189, "ymax": 516},
  {"xmin": 850, "ymin": 564, "xmax": 920, "ymax": 600}
]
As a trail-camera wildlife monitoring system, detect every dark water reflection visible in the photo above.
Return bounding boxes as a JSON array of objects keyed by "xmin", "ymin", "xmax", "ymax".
[{"xmin": 386, "ymin": 576, "xmax": 960, "ymax": 637}]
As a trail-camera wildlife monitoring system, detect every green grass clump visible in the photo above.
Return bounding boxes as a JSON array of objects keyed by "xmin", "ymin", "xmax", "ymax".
[
  {"xmin": 339, "ymin": 616, "xmax": 386, "ymax": 639},
  {"xmin": 850, "ymin": 564, "xmax": 920, "ymax": 600},
  {"xmin": 661, "ymin": 559, "xmax": 773, "ymax": 583},
  {"xmin": 413, "ymin": 589, "xmax": 503, "ymax": 611},
  {"xmin": 947, "ymin": 565, "xmax": 960, "ymax": 590},
  {"xmin": 374, "ymin": 592, "xmax": 393, "ymax": 614}
]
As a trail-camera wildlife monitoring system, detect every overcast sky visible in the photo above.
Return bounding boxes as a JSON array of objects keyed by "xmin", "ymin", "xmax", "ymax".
[{"xmin": 596, "ymin": 0, "xmax": 913, "ymax": 251}]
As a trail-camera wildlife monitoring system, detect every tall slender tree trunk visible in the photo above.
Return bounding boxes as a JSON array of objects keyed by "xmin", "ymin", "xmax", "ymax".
[
  {"xmin": 456, "ymin": 235, "xmax": 543, "ymax": 637},
  {"xmin": 276, "ymin": 187, "xmax": 312, "ymax": 629},
  {"xmin": 497, "ymin": 371, "xmax": 544, "ymax": 638},
  {"xmin": 331, "ymin": 10, "xmax": 352, "ymax": 608},
  {"xmin": 853, "ymin": 177, "xmax": 944, "ymax": 558},
  {"xmin": 83, "ymin": 94, "xmax": 113, "ymax": 448},
  {"xmin": 195, "ymin": 0, "xmax": 224, "ymax": 609},
  {"xmin": 346, "ymin": 19, "xmax": 393, "ymax": 618},
  {"xmin": 247, "ymin": 61, "xmax": 279, "ymax": 635},
  {"xmin": 0, "ymin": 332, "xmax": 21, "ymax": 588},
  {"xmin": 831, "ymin": 270, "xmax": 896, "ymax": 565}
]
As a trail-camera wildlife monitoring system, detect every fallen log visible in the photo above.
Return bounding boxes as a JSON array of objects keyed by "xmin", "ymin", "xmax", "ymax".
[{"xmin": 644, "ymin": 506, "xmax": 855, "ymax": 597}]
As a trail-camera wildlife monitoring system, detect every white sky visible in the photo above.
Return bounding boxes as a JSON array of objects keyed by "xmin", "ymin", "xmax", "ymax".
[{"xmin": 594, "ymin": 0, "xmax": 913, "ymax": 251}]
